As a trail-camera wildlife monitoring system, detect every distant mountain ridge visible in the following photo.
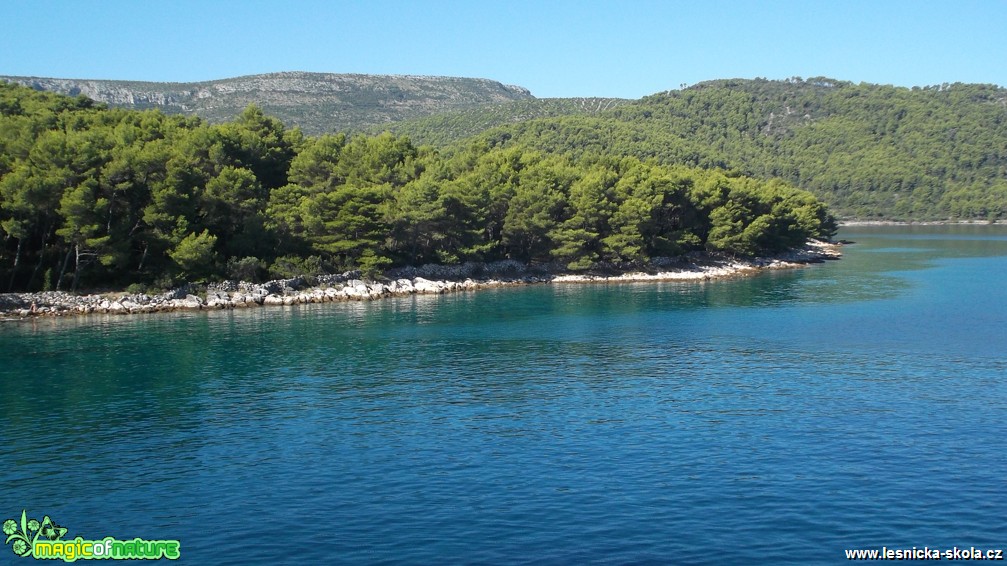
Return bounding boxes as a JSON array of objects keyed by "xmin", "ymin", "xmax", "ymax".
[
  {"xmin": 0, "ymin": 71, "xmax": 535, "ymax": 134},
  {"xmin": 464, "ymin": 77, "xmax": 1007, "ymax": 219}
]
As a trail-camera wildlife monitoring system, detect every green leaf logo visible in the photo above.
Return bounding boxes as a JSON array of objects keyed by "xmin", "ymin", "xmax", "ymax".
[
  {"xmin": 39, "ymin": 516, "xmax": 67, "ymax": 541},
  {"xmin": 3, "ymin": 510, "xmax": 66, "ymax": 558}
]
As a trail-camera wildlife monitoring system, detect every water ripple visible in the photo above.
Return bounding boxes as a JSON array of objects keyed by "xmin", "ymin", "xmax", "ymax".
[{"xmin": 2, "ymin": 228, "xmax": 1007, "ymax": 563}]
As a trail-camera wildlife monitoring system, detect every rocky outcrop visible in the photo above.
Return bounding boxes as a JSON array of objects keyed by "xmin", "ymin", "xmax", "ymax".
[
  {"xmin": 0, "ymin": 72, "xmax": 535, "ymax": 134},
  {"xmin": 0, "ymin": 240, "xmax": 842, "ymax": 320}
]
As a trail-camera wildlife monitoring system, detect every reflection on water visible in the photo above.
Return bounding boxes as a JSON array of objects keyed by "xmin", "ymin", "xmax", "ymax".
[{"xmin": 1, "ymin": 226, "xmax": 1006, "ymax": 564}]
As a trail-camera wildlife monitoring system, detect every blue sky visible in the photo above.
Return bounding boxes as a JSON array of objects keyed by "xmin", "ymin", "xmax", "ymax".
[{"xmin": 1, "ymin": 0, "xmax": 1004, "ymax": 99}]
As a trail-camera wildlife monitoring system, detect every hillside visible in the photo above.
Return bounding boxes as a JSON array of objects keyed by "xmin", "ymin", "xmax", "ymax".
[
  {"xmin": 463, "ymin": 78, "xmax": 1007, "ymax": 220},
  {"xmin": 3, "ymin": 72, "xmax": 1006, "ymax": 220},
  {"xmin": 0, "ymin": 71, "xmax": 534, "ymax": 135},
  {"xmin": 375, "ymin": 97, "xmax": 630, "ymax": 146},
  {"xmin": 0, "ymin": 81, "xmax": 834, "ymax": 292}
]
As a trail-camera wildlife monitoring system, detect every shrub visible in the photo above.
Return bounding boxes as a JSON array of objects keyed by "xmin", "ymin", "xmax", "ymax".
[
  {"xmin": 268, "ymin": 255, "xmax": 325, "ymax": 280},
  {"xmin": 227, "ymin": 256, "xmax": 266, "ymax": 282}
]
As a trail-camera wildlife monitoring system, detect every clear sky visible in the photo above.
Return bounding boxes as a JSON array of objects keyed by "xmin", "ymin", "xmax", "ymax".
[{"xmin": 1, "ymin": 0, "xmax": 1004, "ymax": 99}]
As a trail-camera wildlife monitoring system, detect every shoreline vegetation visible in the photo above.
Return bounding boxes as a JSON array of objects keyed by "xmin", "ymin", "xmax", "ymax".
[
  {"xmin": 1, "ymin": 83, "xmax": 840, "ymax": 300},
  {"xmin": 0, "ymin": 240, "xmax": 840, "ymax": 320}
]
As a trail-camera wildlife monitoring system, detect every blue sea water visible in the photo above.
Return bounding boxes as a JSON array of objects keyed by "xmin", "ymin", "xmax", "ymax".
[{"xmin": 1, "ymin": 226, "xmax": 1005, "ymax": 564}]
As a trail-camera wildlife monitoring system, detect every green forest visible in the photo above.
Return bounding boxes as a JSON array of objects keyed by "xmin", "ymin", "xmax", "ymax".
[
  {"xmin": 0, "ymin": 82, "xmax": 835, "ymax": 292},
  {"xmin": 390, "ymin": 78, "xmax": 1007, "ymax": 220}
]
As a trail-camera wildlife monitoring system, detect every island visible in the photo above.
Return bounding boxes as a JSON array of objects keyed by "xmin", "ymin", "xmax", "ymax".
[{"xmin": 0, "ymin": 80, "xmax": 841, "ymax": 319}]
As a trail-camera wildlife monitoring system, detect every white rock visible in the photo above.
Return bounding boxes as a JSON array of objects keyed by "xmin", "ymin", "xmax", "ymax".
[{"xmin": 412, "ymin": 277, "xmax": 443, "ymax": 294}]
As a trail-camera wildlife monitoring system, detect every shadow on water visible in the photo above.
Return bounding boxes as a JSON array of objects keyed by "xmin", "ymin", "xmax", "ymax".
[{"xmin": 4, "ymin": 225, "xmax": 1006, "ymax": 420}]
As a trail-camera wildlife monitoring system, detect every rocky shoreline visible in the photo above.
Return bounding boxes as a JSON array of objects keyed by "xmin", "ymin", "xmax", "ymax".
[{"xmin": 0, "ymin": 240, "xmax": 841, "ymax": 320}]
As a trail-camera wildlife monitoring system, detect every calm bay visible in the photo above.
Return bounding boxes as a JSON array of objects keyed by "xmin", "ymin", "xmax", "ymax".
[{"xmin": 2, "ymin": 225, "xmax": 1005, "ymax": 564}]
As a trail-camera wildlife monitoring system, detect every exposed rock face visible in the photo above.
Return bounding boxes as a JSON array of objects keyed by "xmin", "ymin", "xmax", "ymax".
[{"xmin": 0, "ymin": 72, "xmax": 535, "ymax": 134}]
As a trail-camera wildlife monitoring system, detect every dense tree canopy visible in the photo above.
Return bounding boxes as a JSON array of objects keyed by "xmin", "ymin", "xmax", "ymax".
[
  {"xmin": 0, "ymin": 82, "xmax": 834, "ymax": 292},
  {"xmin": 388, "ymin": 78, "xmax": 1007, "ymax": 221}
]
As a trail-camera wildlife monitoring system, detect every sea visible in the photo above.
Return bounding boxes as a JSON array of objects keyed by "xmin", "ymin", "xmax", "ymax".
[{"xmin": 1, "ymin": 225, "xmax": 1005, "ymax": 564}]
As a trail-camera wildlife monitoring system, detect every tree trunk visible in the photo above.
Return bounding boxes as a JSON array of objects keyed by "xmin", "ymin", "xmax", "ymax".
[
  {"xmin": 7, "ymin": 238, "xmax": 22, "ymax": 291},
  {"xmin": 410, "ymin": 230, "xmax": 418, "ymax": 264},
  {"xmin": 137, "ymin": 242, "xmax": 149, "ymax": 272},
  {"xmin": 71, "ymin": 245, "xmax": 81, "ymax": 292},
  {"xmin": 56, "ymin": 247, "xmax": 73, "ymax": 291},
  {"xmin": 27, "ymin": 220, "xmax": 54, "ymax": 290}
]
